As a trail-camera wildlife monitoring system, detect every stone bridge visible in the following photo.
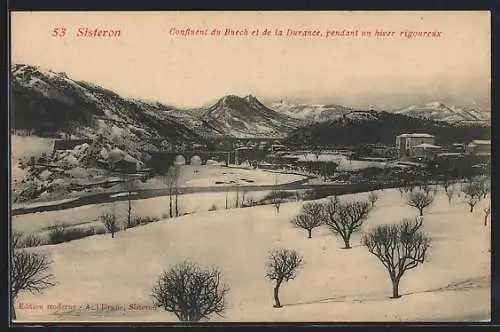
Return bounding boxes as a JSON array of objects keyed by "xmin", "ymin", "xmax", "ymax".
[
  {"xmin": 147, "ymin": 149, "xmax": 269, "ymax": 172},
  {"xmin": 147, "ymin": 151, "xmax": 235, "ymax": 171}
]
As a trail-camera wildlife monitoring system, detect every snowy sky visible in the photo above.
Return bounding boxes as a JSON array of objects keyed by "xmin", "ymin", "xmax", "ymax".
[{"xmin": 11, "ymin": 11, "xmax": 491, "ymax": 110}]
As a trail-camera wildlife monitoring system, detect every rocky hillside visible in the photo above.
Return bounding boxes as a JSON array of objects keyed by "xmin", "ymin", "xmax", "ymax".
[
  {"xmin": 11, "ymin": 64, "xmax": 200, "ymax": 158},
  {"xmin": 12, "ymin": 64, "xmax": 302, "ymax": 144},
  {"xmin": 166, "ymin": 95, "xmax": 301, "ymax": 138},
  {"xmin": 285, "ymin": 110, "xmax": 491, "ymax": 148}
]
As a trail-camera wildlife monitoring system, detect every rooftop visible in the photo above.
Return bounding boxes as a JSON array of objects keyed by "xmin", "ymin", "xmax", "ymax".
[
  {"xmin": 413, "ymin": 143, "xmax": 441, "ymax": 149},
  {"xmin": 470, "ymin": 140, "xmax": 491, "ymax": 145},
  {"xmin": 397, "ymin": 133, "xmax": 435, "ymax": 138}
]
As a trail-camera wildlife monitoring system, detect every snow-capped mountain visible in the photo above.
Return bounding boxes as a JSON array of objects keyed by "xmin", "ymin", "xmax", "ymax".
[
  {"xmin": 269, "ymin": 101, "xmax": 355, "ymax": 122},
  {"xmin": 271, "ymin": 100, "xmax": 491, "ymax": 125},
  {"xmin": 11, "ymin": 64, "xmax": 198, "ymax": 159},
  {"xmin": 166, "ymin": 95, "xmax": 301, "ymax": 138},
  {"xmin": 12, "ymin": 64, "xmax": 301, "ymax": 142},
  {"xmin": 394, "ymin": 101, "xmax": 491, "ymax": 123}
]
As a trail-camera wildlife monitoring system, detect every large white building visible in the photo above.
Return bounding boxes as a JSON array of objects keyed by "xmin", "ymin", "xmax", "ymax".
[{"xmin": 395, "ymin": 133, "xmax": 436, "ymax": 159}]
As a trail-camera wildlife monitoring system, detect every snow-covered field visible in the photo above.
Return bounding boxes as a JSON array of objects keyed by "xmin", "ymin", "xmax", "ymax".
[
  {"xmin": 144, "ymin": 165, "xmax": 307, "ymax": 189},
  {"xmin": 12, "ymin": 191, "xmax": 272, "ymax": 234},
  {"xmin": 13, "ymin": 188, "xmax": 490, "ymax": 322}
]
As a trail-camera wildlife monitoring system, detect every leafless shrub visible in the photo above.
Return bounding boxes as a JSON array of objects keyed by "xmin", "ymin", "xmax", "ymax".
[
  {"xmin": 265, "ymin": 248, "xmax": 303, "ymax": 308},
  {"xmin": 418, "ymin": 185, "xmax": 432, "ymax": 195},
  {"xmin": 323, "ymin": 197, "xmax": 372, "ymax": 249},
  {"xmin": 477, "ymin": 176, "xmax": 491, "ymax": 199},
  {"xmin": 100, "ymin": 208, "xmax": 119, "ymax": 238},
  {"xmin": 151, "ymin": 261, "xmax": 229, "ymax": 321},
  {"xmin": 440, "ymin": 178, "xmax": 454, "ymax": 193},
  {"xmin": 20, "ymin": 233, "xmax": 44, "ymax": 247},
  {"xmin": 124, "ymin": 179, "xmax": 138, "ymax": 229},
  {"xmin": 290, "ymin": 202, "xmax": 324, "ymax": 239},
  {"xmin": 406, "ymin": 190, "xmax": 434, "ymax": 216},
  {"xmin": 368, "ymin": 191, "xmax": 379, "ymax": 207},
  {"xmin": 446, "ymin": 187, "xmax": 455, "ymax": 204},
  {"xmin": 361, "ymin": 218, "xmax": 431, "ymax": 299},
  {"xmin": 461, "ymin": 181, "xmax": 483, "ymax": 213},
  {"xmin": 133, "ymin": 215, "xmax": 161, "ymax": 226},
  {"xmin": 11, "ymin": 249, "xmax": 56, "ymax": 320},
  {"xmin": 242, "ymin": 195, "xmax": 258, "ymax": 208},
  {"xmin": 13, "ymin": 231, "xmax": 44, "ymax": 248},
  {"xmin": 12, "ymin": 231, "xmax": 25, "ymax": 249},
  {"xmin": 48, "ymin": 225, "xmax": 96, "ymax": 244}
]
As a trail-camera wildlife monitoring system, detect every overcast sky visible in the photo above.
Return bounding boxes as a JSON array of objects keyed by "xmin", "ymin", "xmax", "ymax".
[{"xmin": 11, "ymin": 11, "xmax": 491, "ymax": 111}]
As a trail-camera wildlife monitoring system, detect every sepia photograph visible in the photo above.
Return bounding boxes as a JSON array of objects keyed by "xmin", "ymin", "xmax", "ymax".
[{"xmin": 9, "ymin": 11, "xmax": 491, "ymax": 323}]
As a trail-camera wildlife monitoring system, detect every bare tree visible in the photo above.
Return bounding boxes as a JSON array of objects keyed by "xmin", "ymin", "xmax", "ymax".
[
  {"xmin": 12, "ymin": 231, "xmax": 24, "ymax": 249},
  {"xmin": 406, "ymin": 190, "xmax": 434, "ymax": 216},
  {"xmin": 446, "ymin": 187, "xmax": 455, "ymax": 204},
  {"xmin": 100, "ymin": 207, "xmax": 119, "ymax": 238},
  {"xmin": 361, "ymin": 218, "xmax": 431, "ymax": 298},
  {"xmin": 291, "ymin": 202, "xmax": 324, "ymax": 238},
  {"xmin": 174, "ymin": 165, "xmax": 181, "ymax": 217},
  {"xmin": 461, "ymin": 181, "xmax": 483, "ymax": 213},
  {"xmin": 440, "ymin": 177, "xmax": 454, "ymax": 193},
  {"xmin": 11, "ymin": 249, "xmax": 56, "ymax": 320},
  {"xmin": 265, "ymin": 248, "xmax": 303, "ymax": 308},
  {"xmin": 368, "ymin": 191, "xmax": 379, "ymax": 207},
  {"xmin": 271, "ymin": 173, "xmax": 281, "ymax": 214},
  {"xmin": 164, "ymin": 166, "xmax": 180, "ymax": 217},
  {"xmin": 241, "ymin": 190, "xmax": 248, "ymax": 208},
  {"xmin": 225, "ymin": 184, "xmax": 229, "ymax": 210},
  {"xmin": 478, "ymin": 177, "xmax": 490, "ymax": 199},
  {"xmin": 124, "ymin": 179, "xmax": 137, "ymax": 229},
  {"xmin": 323, "ymin": 197, "xmax": 372, "ymax": 249},
  {"xmin": 235, "ymin": 184, "xmax": 240, "ymax": 208},
  {"xmin": 484, "ymin": 206, "xmax": 491, "ymax": 226},
  {"xmin": 151, "ymin": 261, "xmax": 229, "ymax": 321}
]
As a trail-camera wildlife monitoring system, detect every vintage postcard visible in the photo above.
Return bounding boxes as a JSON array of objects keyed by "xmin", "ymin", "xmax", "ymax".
[{"xmin": 9, "ymin": 11, "xmax": 491, "ymax": 323}]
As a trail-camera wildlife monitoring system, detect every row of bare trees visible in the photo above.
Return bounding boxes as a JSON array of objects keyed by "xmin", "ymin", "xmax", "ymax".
[
  {"xmin": 150, "ymin": 247, "xmax": 304, "ymax": 321},
  {"xmin": 289, "ymin": 195, "xmax": 432, "ymax": 299},
  {"xmin": 153, "ymin": 212, "xmax": 432, "ymax": 321},
  {"xmin": 163, "ymin": 165, "xmax": 181, "ymax": 218},
  {"xmin": 397, "ymin": 176, "xmax": 490, "ymax": 222}
]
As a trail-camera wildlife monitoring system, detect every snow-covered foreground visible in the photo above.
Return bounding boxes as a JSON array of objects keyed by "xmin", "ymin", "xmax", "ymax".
[{"xmin": 14, "ymin": 189, "xmax": 490, "ymax": 322}]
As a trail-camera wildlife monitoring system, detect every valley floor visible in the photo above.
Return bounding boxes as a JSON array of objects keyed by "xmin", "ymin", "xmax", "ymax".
[{"xmin": 13, "ymin": 189, "xmax": 490, "ymax": 322}]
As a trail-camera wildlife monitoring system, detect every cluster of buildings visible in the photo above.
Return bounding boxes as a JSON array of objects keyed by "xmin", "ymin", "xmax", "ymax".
[{"xmin": 395, "ymin": 133, "xmax": 491, "ymax": 162}]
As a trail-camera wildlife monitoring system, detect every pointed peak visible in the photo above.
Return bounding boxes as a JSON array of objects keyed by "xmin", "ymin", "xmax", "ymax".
[{"xmin": 244, "ymin": 94, "xmax": 257, "ymax": 102}]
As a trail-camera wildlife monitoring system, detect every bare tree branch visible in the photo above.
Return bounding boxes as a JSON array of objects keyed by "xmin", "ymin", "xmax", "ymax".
[
  {"xmin": 291, "ymin": 202, "xmax": 324, "ymax": 238},
  {"xmin": 406, "ymin": 190, "xmax": 434, "ymax": 216},
  {"xmin": 323, "ymin": 197, "xmax": 372, "ymax": 249},
  {"xmin": 151, "ymin": 261, "xmax": 229, "ymax": 322},
  {"xmin": 265, "ymin": 248, "xmax": 303, "ymax": 308},
  {"xmin": 361, "ymin": 218, "xmax": 431, "ymax": 298}
]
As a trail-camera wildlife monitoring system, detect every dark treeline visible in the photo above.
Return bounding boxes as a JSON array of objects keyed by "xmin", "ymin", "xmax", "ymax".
[{"xmin": 285, "ymin": 111, "xmax": 490, "ymax": 148}]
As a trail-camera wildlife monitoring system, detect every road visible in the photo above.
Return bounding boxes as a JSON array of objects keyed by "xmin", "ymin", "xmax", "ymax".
[{"xmin": 11, "ymin": 180, "xmax": 399, "ymax": 216}]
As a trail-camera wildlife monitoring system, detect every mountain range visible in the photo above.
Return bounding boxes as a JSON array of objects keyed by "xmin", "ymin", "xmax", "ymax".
[
  {"xmin": 271, "ymin": 100, "xmax": 491, "ymax": 124},
  {"xmin": 11, "ymin": 64, "xmax": 490, "ymax": 151}
]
